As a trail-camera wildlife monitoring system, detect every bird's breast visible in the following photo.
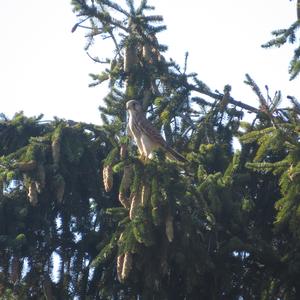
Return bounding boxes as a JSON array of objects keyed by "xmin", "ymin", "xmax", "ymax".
[{"xmin": 128, "ymin": 114, "xmax": 139, "ymax": 140}]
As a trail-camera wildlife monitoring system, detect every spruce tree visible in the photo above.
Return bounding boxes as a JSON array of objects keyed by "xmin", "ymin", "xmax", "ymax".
[
  {"xmin": 262, "ymin": 0, "xmax": 300, "ymax": 80},
  {"xmin": 0, "ymin": 1, "xmax": 299, "ymax": 299}
]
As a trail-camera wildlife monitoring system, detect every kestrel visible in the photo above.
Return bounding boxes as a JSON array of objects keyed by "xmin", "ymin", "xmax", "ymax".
[{"xmin": 126, "ymin": 100, "xmax": 187, "ymax": 162}]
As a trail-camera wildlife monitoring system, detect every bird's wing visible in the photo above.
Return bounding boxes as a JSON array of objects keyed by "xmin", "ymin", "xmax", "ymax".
[
  {"xmin": 126, "ymin": 123, "xmax": 134, "ymax": 139},
  {"xmin": 135, "ymin": 115, "xmax": 187, "ymax": 162},
  {"xmin": 137, "ymin": 116, "xmax": 167, "ymax": 147}
]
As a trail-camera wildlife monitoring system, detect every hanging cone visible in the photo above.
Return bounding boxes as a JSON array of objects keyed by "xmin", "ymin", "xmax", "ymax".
[
  {"xmin": 150, "ymin": 177, "xmax": 159, "ymax": 208},
  {"xmin": 118, "ymin": 191, "xmax": 130, "ymax": 209},
  {"xmin": 142, "ymin": 89, "xmax": 153, "ymax": 110},
  {"xmin": 142, "ymin": 43, "xmax": 152, "ymax": 63},
  {"xmin": 149, "ymin": 33, "xmax": 165, "ymax": 63},
  {"xmin": 152, "ymin": 207, "xmax": 162, "ymax": 226},
  {"xmin": 165, "ymin": 214, "xmax": 174, "ymax": 243},
  {"xmin": 103, "ymin": 165, "xmax": 113, "ymax": 192},
  {"xmin": 124, "ymin": 41, "xmax": 138, "ymax": 73},
  {"xmin": 129, "ymin": 192, "xmax": 141, "ymax": 220},
  {"xmin": 35, "ymin": 181, "xmax": 42, "ymax": 194},
  {"xmin": 36, "ymin": 164, "xmax": 46, "ymax": 190},
  {"xmin": 35, "ymin": 164, "xmax": 46, "ymax": 194},
  {"xmin": 121, "ymin": 252, "xmax": 132, "ymax": 281},
  {"xmin": 117, "ymin": 254, "xmax": 124, "ymax": 282},
  {"xmin": 118, "ymin": 165, "xmax": 133, "ymax": 208},
  {"xmin": 141, "ymin": 184, "xmax": 151, "ymax": 206},
  {"xmin": 55, "ymin": 176, "xmax": 65, "ymax": 203},
  {"xmin": 122, "ymin": 165, "xmax": 133, "ymax": 190},
  {"xmin": 28, "ymin": 181, "xmax": 38, "ymax": 206},
  {"xmin": 120, "ymin": 143, "xmax": 127, "ymax": 160},
  {"xmin": 52, "ymin": 138, "xmax": 61, "ymax": 166}
]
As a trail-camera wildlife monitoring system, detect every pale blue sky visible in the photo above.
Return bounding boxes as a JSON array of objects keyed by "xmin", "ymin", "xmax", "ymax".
[{"xmin": 0, "ymin": 1, "xmax": 298, "ymax": 124}]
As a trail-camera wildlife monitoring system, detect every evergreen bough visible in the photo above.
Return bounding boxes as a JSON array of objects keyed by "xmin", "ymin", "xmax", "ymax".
[{"xmin": 0, "ymin": 1, "xmax": 299, "ymax": 299}]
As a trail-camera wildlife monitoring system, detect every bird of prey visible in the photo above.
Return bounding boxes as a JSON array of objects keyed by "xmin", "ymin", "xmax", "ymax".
[{"xmin": 126, "ymin": 100, "xmax": 187, "ymax": 162}]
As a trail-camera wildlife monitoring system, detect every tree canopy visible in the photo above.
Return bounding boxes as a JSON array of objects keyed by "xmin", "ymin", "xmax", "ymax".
[{"xmin": 0, "ymin": 0, "xmax": 300, "ymax": 299}]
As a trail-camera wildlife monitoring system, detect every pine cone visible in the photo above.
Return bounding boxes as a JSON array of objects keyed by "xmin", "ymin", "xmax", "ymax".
[
  {"xmin": 152, "ymin": 207, "xmax": 161, "ymax": 226},
  {"xmin": 56, "ymin": 177, "xmax": 65, "ymax": 203},
  {"xmin": 118, "ymin": 165, "xmax": 133, "ymax": 208},
  {"xmin": 124, "ymin": 42, "xmax": 138, "ymax": 73},
  {"xmin": 121, "ymin": 252, "xmax": 132, "ymax": 281},
  {"xmin": 28, "ymin": 181, "xmax": 38, "ymax": 206},
  {"xmin": 35, "ymin": 164, "xmax": 46, "ymax": 194},
  {"xmin": 122, "ymin": 165, "xmax": 133, "ymax": 190},
  {"xmin": 150, "ymin": 178, "xmax": 159, "ymax": 208},
  {"xmin": 142, "ymin": 43, "xmax": 152, "ymax": 63},
  {"xmin": 120, "ymin": 144, "xmax": 127, "ymax": 160},
  {"xmin": 103, "ymin": 165, "xmax": 113, "ymax": 192},
  {"xmin": 165, "ymin": 214, "xmax": 174, "ymax": 243},
  {"xmin": 36, "ymin": 164, "xmax": 46, "ymax": 190},
  {"xmin": 118, "ymin": 191, "xmax": 130, "ymax": 209},
  {"xmin": 141, "ymin": 184, "xmax": 151, "ymax": 206},
  {"xmin": 52, "ymin": 138, "xmax": 61, "ymax": 166},
  {"xmin": 129, "ymin": 192, "xmax": 141, "ymax": 220},
  {"xmin": 117, "ymin": 254, "xmax": 124, "ymax": 282},
  {"xmin": 35, "ymin": 181, "xmax": 42, "ymax": 194}
]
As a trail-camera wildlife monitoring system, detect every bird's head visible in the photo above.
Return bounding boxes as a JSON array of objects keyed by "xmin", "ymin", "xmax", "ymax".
[{"xmin": 126, "ymin": 100, "xmax": 143, "ymax": 114}]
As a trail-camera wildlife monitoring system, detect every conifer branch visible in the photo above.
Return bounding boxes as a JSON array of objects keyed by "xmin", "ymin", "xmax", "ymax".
[
  {"xmin": 186, "ymin": 83, "xmax": 260, "ymax": 114},
  {"xmin": 86, "ymin": 52, "xmax": 109, "ymax": 63},
  {"xmin": 101, "ymin": 0, "xmax": 130, "ymax": 17},
  {"xmin": 262, "ymin": 16, "xmax": 300, "ymax": 79},
  {"xmin": 287, "ymin": 95, "xmax": 300, "ymax": 113},
  {"xmin": 107, "ymin": 28, "xmax": 122, "ymax": 56},
  {"xmin": 71, "ymin": 16, "xmax": 90, "ymax": 33},
  {"xmin": 244, "ymin": 74, "xmax": 268, "ymax": 108}
]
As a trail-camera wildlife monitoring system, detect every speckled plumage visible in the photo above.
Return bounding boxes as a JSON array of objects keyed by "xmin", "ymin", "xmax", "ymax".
[{"xmin": 126, "ymin": 100, "xmax": 186, "ymax": 162}]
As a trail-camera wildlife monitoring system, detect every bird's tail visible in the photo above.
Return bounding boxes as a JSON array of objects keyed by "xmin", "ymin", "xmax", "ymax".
[{"xmin": 166, "ymin": 146, "xmax": 187, "ymax": 163}]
